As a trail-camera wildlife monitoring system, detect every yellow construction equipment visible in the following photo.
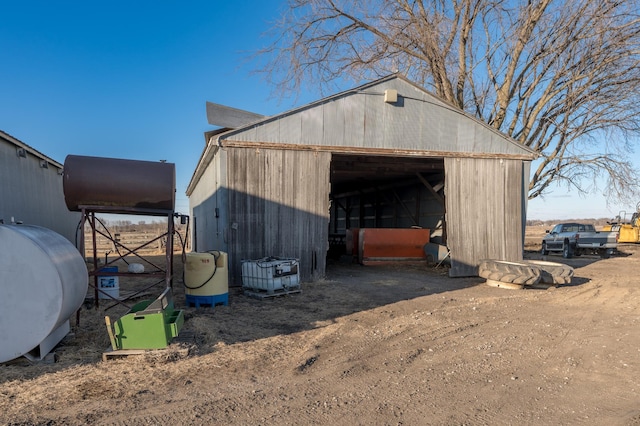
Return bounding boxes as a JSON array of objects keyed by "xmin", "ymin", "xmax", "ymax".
[{"xmin": 603, "ymin": 202, "xmax": 640, "ymax": 243}]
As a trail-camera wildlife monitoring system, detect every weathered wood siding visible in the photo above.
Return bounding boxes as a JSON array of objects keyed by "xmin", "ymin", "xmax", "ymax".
[
  {"xmin": 226, "ymin": 148, "xmax": 331, "ymax": 285},
  {"xmin": 445, "ymin": 158, "xmax": 524, "ymax": 277}
]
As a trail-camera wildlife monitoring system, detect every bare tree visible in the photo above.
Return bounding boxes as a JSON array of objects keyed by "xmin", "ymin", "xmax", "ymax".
[{"xmin": 259, "ymin": 0, "xmax": 640, "ymax": 202}]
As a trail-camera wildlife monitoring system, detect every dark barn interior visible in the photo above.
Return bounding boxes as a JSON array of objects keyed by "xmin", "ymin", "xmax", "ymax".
[{"xmin": 328, "ymin": 154, "xmax": 446, "ymax": 260}]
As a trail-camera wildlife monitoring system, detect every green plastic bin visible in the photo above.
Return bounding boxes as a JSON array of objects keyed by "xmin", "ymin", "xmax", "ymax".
[{"xmin": 108, "ymin": 288, "xmax": 184, "ymax": 350}]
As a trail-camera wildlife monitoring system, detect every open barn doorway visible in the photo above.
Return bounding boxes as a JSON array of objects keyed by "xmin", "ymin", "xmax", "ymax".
[{"xmin": 327, "ymin": 154, "xmax": 446, "ymax": 263}]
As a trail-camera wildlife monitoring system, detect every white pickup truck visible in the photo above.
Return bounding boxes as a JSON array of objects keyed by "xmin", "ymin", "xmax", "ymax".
[{"xmin": 541, "ymin": 222, "xmax": 618, "ymax": 259}]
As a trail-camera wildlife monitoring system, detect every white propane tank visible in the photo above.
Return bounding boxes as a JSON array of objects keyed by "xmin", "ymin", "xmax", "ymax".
[{"xmin": 0, "ymin": 224, "xmax": 88, "ymax": 362}]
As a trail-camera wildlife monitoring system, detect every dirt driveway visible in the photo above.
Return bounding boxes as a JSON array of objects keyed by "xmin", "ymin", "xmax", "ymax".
[{"xmin": 1, "ymin": 242, "xmax": 639, "ymax": 425}]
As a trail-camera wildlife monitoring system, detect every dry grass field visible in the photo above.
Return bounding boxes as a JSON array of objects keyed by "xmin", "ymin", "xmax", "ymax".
[{"xmin": 1, "ymin": 226, "xmax": 639, "ymax": 425}]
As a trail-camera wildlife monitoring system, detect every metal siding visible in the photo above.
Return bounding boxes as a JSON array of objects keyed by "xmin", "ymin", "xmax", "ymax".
[
  {"xmin": 254, "ymin": 120, "xmax": 278, "ymax": 143},
  {"xmin": 363, "ymin": 93, "xmax": 382, "ymax": 147},
  {"xmin": 300, "ymin": 107, "xmax": 324, "ymax": 145},
  {"xmin": 227, "ymin": 148, "xmax": 330, "ymax": 285},
  {"xmin": 431, "ymin": 103, "xmax": 453, "ymax": 151},
  {"xmin": 456, "ymin": 113, "xmax": 475, "ymax": 152},
  {"xmin": 322, "ymin": 99, "xmax": 346, "ymax": 146},
  {"xmin": 445, "ymin": 157, "xmax": 523, "ymax": 277},
  {"xmin": 342, "ymin": 96, "xmax": 365, "ymax": 148},
  {"xmin": 220, "ymin": 78, "xmax": 534, "ymax": 158},
  {"xmin": 189, "ymin": 150, "xmax": 228, "ymax": 253},
  {"xmin": 0, "ymin": 138, "xmax": 80, "ymax": 243},
  {"xmin": 277, "ymin": 114, "xmax": 302, "ymax": 143},
  {"xmin": 387, "ymin": 97, "xmax": 412, "ymax": 147},
  {"xmin": 399, "ymin": 102, "xmax": 417, "ymax": 150},
  {"xmin": 236, "ymin": 125, "xmax": 259, "ymax": 143},
  {"xmin": 483, "ymin": 129, "xmax": 501, "ymax": 153}
]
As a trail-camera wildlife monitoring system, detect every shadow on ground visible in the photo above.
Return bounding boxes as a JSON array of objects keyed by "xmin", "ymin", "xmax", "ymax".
[{"xmin": 175, "ymin": 258, "xmax": 482, "ymax": 351}]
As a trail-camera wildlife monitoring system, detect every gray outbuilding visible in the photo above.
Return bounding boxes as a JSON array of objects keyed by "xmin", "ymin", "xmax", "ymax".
[
  {"xmin": 0, "ymin": 130, "xmax": 80, "ymax": 243},
  {"xmin": 187, "ymin": 75, "xmax": 537, "ymax": 285}
]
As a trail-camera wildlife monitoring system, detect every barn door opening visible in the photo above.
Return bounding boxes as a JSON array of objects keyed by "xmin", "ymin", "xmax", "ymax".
[{"xmin": 327, "ymin": 154, "xmax": 446, "ymax": 262}]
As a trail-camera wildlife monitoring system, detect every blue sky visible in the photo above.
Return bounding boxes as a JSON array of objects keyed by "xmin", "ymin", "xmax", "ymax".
[
  {"xmin": 0, "ymin": 0, "xmax": 317, "ymax": 216},
  {"xmin": 1, "ymin": 1, "xmax": 635, "ymax": 221},
  {"xmin": 527, "ymin": 188, "xmax": 624, "ymax": 221}
]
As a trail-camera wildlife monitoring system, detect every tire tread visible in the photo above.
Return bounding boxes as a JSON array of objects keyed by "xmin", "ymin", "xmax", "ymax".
[{"xmin": 478, "ymin": 260, "xmax": 541, "ymax": 286}]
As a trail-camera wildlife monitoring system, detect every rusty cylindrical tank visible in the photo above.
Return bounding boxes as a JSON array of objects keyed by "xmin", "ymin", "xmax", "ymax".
[{"xmin": 63, "ymin": 155, "xmax": 176, "ymax": 212}]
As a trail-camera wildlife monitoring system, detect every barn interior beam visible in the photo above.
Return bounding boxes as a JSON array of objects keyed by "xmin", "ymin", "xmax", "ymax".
[{"xmin": 416, "ymin": 173, "xmax": 444, "ymax": 205}]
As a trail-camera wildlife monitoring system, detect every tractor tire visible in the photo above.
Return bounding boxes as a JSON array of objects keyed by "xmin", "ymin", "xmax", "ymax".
[
  {"xmin": 478, "ymin": 260, "xmax": 541, "ymax": 287},
  {"xmin": 524, "ymin": 260, "xmax": 574, "ymax": 285}
]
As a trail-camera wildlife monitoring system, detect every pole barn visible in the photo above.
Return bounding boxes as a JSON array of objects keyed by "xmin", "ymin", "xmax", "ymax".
[{"xmin": 187, "ymin": 75, "xmax": 537, "ymax": 286}]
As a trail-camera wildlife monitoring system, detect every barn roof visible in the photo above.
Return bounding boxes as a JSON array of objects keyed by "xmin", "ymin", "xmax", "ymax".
[{"xmin": 188, "ymin": 75, "xmax": 537, "ymax": 194}]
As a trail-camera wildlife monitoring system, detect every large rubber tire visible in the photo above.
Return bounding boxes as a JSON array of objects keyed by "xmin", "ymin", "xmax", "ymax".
[
  {"xmin": 562, "ymin": 241, "xmax": 573, "ymax": 259},
  {"xmin": 524, "ymin": 260, "xmax": 574, "ymax": 285},
  {"xmin": 541, "ymin": 242, "xmax": 549, "ymax": 256},
  {"xmin": 478, "ymin": 260, "xmax": 541, "ymax": 285}
]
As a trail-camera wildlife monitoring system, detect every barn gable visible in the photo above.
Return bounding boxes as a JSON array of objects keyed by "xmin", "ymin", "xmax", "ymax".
[{"xmin": 216, "ymin": 75, "xmax": 535, "ymax": 159}]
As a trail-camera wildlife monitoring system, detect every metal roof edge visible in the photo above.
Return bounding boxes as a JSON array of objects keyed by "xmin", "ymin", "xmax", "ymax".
[
  {"xmin": 0, "ymin": 130, "xmax": 64, "ymax": 168},
  {"xmin": 186, "ymin": 134, "xmax": 222, "ymax": 197},
  {"xmin": 186, "ymin": 127, "xmax": 235, "ymax": 196},
  {"xmin": 205, "ymin": 101, "xmax": 267, "ymax": 128}
]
